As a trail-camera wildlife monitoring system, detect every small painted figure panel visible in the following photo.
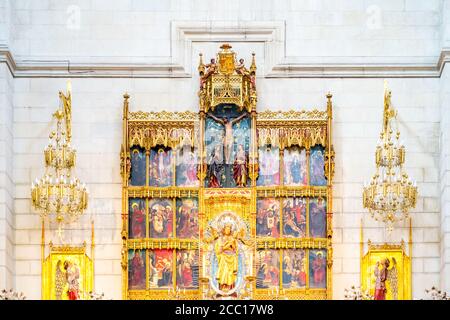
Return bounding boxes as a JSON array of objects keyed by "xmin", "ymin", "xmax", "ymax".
[
  {"xmin": 282, "ymin": 198, "xmax": 306, "ymax": 238},
  {"xmin": 149, "ymin": 199, "xmax": 173, "ymax": 238},
  {"xmin": 128, "ymin": 250, "xmax": 146, "ymax": 290},
  {"xmin": 128, "ymin": 198, "xmax": 146, "ymax": 239},
  {"xmin": 309, "ymin": 249, "xmax": 327, "ymax": 288},
  {"xmin": 283, "ymin": 146, "xmax": 307, "ymax": 186},
  {"xmin": 129, "ymin": 147, "xmax": 146, "ymax": 186},
  {"xmin": 176, "ymin": 147, "xmax": 199, "ymax": 187},
  {"xmin": 309, "ymin": 197, "xmax": 327, "ymax": 238},
  {"xmin": 205, "ymin": 113, "xmax": 225, "ymax": 188},
  {"xmin": 176, "ymin": 250, "xmax": 199, "ymax": 289},
  {"xmin": 282, "ymin": 249, "xmax": 307, "ymax": 289},
  {"xmin": 310, "ymin": 145, "xmax": 327, "ymax": 186},
  {"xmin": 257, "ymin": 146, "xmax": 280, "ymax": 186},
  {"xmin": 55, "ymin": 259, "xmax": 81, "ymax": 300},
  {"xmin": 149, "ymin": 147, "xmax": 173, "ymax": 187},
  {"xmin": 149, "ymin": 249, "xmax": 173, "ymax": 289},
  {"xmin": 256, "ymin": 198, "xmax": 280, "ymax": 238},
  {"xmin": 373, "ymin": 256, "xmax": 400, "ymax": 300},
  {"xmin": 233, "ymin": 143, "xmax": 248, "ymax": 187},
  {"xmin": 256, "ymin": 250, "xmax": 280, "ymax": 289},
  {"xmin": 176, "ymin": 198, "xmax": 199, "ymax": 239}
]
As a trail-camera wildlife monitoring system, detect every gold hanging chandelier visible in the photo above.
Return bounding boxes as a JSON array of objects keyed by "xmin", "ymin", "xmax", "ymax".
[
  {"xmin": 31, "ymin": 82, "xmax": 88, "ymax": 233},
  {"xmin": 362, "ymin": 81, "xmax": 418, "ymax": 231}
]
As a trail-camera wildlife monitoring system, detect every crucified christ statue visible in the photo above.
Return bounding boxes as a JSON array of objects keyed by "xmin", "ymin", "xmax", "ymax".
[{"xmin": 208, "ymin": 111, "xmax": 247, "ymax": 164}]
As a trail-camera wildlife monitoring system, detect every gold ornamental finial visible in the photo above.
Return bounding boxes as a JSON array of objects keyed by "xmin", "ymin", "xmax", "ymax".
[
  {"xmin": 383, "ymin": 80, "xmax": 396, "ymax": 134},
  {"xmin": 198, "ymin": 53, "xmax": 205, "ymax": 76},
  {"xmin": 220, "ymin": 43, "xmax": 232, "ymax": 51},
  {"xmin": 58, "ymin": 81, "xmax": 72, "ymax": 143}
]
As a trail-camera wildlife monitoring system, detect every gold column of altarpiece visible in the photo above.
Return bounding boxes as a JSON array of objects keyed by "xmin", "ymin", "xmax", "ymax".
[{"xmin": 120, "ymin": 44, "xmax": 334, "ymax": 300}]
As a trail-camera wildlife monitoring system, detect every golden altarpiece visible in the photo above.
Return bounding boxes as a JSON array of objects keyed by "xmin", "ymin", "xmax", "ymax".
[{"xmin": 120, "ymin": 45, "xmax": 335, "ymax": 300}]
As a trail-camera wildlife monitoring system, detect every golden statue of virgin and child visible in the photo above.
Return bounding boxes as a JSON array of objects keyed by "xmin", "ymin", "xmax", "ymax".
[
  {"xmin": 206, "ymin": 217, "xmax": 251, "ymax": 297},
  {"xmin": 214, "ymin": 224, "xmax": 239, "ymax": 293}
]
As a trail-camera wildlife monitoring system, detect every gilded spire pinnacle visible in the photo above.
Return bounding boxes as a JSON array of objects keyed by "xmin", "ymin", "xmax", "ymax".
[
  {"xmin": 123, "ymin": 92, "xmax": 130, "ymax": 119},
  {"xmin": 250, "ymin": 52, "xmax": 257, "ymax": 75},
  {"xmin": 198, "ymin": 53, "xmax": 205, "ymax": 76}
]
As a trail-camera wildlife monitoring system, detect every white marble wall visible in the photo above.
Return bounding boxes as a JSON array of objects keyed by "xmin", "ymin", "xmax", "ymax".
[
  {"xmin": 0, "ymin": 63, "xmax": 14, "ymax": 290},
  {"xmin": 0, "ymin": 0, "xmax": 11, "ymax": 46},
  {"xmin": 440, "ymin": 64, "xmax": 450, "ymax": 293},
  {"xmin": 440, "ymin": 0, "xmax": 450, "ymax": 294},
  {"xmin": 9, "ymin": 0, "xmax": 442, "ymax": 64},
  {"xmin": 442, "ymin": 0, "xmax": 450, "ymax": 49},
  {"xmin": 0, "ymin": 0, "xmax": 448, "ymax": 299}
]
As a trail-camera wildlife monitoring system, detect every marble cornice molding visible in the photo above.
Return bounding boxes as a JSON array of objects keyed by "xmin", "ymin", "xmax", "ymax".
[{"xmin": 1, "ymin": 20, "xmax": 449, "ymax": 78}]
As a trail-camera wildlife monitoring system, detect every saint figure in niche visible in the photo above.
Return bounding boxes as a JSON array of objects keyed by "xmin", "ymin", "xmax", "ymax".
[
  {"xmin": 129, "ymin": 250, "xmax": 145, "ymax": 290},
  {"xmin": 233, "ymin": 144, "xmax": 248, "ymax": 187},
  {"xmin": 55, "ymin": 259, "xmax": 81, "ymax": 300},
  {"xmin": 374, "ymin": 258, "xmax": 389, "ymax": 300},
  {"xmin": 207, "ymin": 144, "xmax": 224, "ymax": 188}
]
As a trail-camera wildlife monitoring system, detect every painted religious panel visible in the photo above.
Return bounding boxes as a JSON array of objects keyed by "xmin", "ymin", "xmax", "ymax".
[
  {"xmin": 310, "ymin": 145, "xmax": 327, "ymax": 186},
  {"xmin": 282, "ymin": 249, "xmax": 307, "ymax": 289},
  {"xmin": 309, "ymin": 249, "xmax": 327, "ymax": 288},
  {"xmin": 256, "ymin": 249, "xmax": 280, "ymax": 289},
  {"xmin": 42, "ymin": 246, "xmax": 94, "ymax": 300},
  {"xmin": 128, "ymin": 198, "xmax": 146, "ymax": 239},
  {"xmin": 361, "ymin": 246, "xmax": 411, "ymax": 300},
  {"xmin": 176, "ymin": 198, "xmax": 199, "ymax": 239},
  {"xmin": 149, "ymin": 146, "xmax": 173, "ymax": 187},
  {"xmin": 128, "ymin": 249, "xmax": 146, "ymax": 290},
  {"xmin": 129, "ymin": 147, "xmax": 146, "ymax": 186},
  {"xmin": 257, "ymin": 146, "xmax": 280, "ymax": 186},
  {"xmin": 54, "ymin": 259, "xmax": 82, "ymax": 300},
  {"xmin": 309, "ymin": 197, "xmax": 327, "ymax": 238},
  {"xmin": 205, "ymin": 105, "xmax": 250, "ymax": 188},
  {"xmin": 283, "ymin": 146, "xmax": 307, "ymax": 186},
  {"xmin": 256, "ymin": 198, "xmax": 280, "ymax": 238},
  {"xmin": 149, "ymin": 249, "xmax": 173, "ymax": 289},
  {"xmin": 176, "ymin": 146, "xmax": 199, "ymax": 187},
  {"xmin": 176, "ymin": 250, "xmax": 199, "ymax": 289},
  {"xmin": 149, "ymin": 198, "xmax": 173, "ymax": 238},
  {"xmin": 282, "ymin": 198, "xmax": 306, "ymax": 238}
]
